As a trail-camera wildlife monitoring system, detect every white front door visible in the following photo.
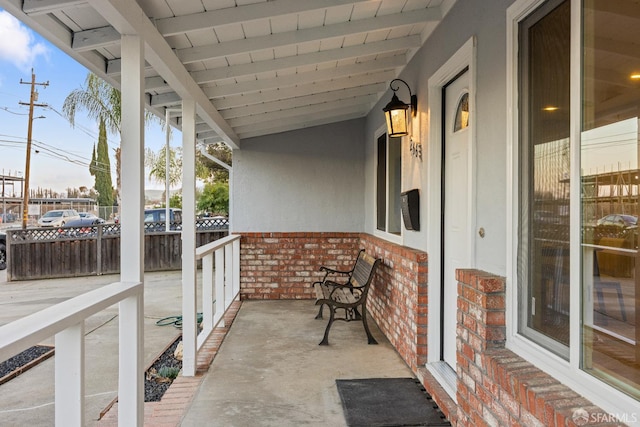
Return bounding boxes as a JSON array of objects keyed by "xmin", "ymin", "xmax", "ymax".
[{"xmin": 442, "ymin": 70, "xmax": 471, "ymax": 368}]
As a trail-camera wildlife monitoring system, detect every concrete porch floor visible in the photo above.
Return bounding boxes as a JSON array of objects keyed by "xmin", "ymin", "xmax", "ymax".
[
  {"xmin": 100, "ymin": 299, "xmax": 417, "ymax": 426},
  {"xmin": 182, "ymin": 300, "xmax": 416, "ymax": 426},
  {"xmin": 0, "ymin": 267, "xmax": 445, "ymax": 426}
]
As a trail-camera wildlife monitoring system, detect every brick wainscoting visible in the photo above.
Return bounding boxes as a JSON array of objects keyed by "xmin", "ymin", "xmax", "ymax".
[
  {"xmin": 456, "ymin": 269, "xmax": 613, "ymax": 427},
  {"xmin": 358, "ymin": 234, "xmax": 429, "ymax": 372},
  {"xmin": 239, "ymin": 232, "xmax": 361, "ymax": 299}
]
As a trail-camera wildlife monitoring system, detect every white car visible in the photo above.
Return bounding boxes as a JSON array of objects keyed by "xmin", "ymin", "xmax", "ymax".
[{"xmin": 37, "ymin": 209, "xmax": 81, "ymax": 227}]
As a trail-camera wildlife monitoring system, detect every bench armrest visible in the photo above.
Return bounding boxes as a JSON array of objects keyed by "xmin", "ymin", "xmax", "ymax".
[{"xmin": 319, "ymin": 266, "xmax": 352, "ymax": 275}]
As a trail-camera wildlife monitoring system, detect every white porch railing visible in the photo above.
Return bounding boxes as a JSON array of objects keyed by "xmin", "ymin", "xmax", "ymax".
[
  {"xmin": 0, "ymin": 281, "xmax": 143, "ymax": 426},
  {"xmin": 0, "ymin": 235, "xmax": 240, "ymax": 422},
  {"xmin": 189, "ymin": 235, "xmax": 241, "ymax": 367}
]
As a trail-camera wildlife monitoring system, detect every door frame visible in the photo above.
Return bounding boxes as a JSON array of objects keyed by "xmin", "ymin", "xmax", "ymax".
[{"xmin": 426, "ymin": 37, "xmax": 477, "ymax": 396}]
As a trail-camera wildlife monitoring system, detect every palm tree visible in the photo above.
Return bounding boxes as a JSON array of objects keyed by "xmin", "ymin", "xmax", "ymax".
[
  {"xmin": 144, "ymin": 145, "xmax": 212, "ymax": 203},
  {"xmin": 144, "ymin": 145, "xmax": 183, "ymax": 187},
  {"xmin": 63, "ymin": 73, "xmax": 122, "ymax": 134},
  {"xmin": 63, "ymin": 73, "xmax": 160, "ymax": 203}
]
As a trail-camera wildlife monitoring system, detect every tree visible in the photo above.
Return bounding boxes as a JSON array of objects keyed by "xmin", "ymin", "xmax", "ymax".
[
  {"xmin": 93, "ymin": 120, "xmax": 114, "ymax": 207},
  {"xmin": 197, "ymin": 182, "xmax": 229, "ymax": 215},
  {"xmin": 65, "ymin": 186, "xmax": 96, "ymax": 199},
  {"xmin": 199, "ymin": 142, "xmax": 232, "ymax": 183},
  {"xmin": 63, "ymin": 73, "xmax": 160, "ymax": 202},
  {"xmin": 89, "ymin": 145, "xmax": 98, "ymax": 177},
  {"xmin": 169, "ymin": 193, "xmax": 182, "ymax": 209},
  {"xmin": 144, "ymin": 146, "xmax": 210, "ymax": 197},
  {"xmin": 144, "ymin": 146, "xmax": 183, "ymax": 187}
]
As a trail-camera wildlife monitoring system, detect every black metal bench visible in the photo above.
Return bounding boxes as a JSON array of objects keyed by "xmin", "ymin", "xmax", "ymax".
[{"xmin": 313, "ymin": 250, "xmax": 381, "ymax": 345}]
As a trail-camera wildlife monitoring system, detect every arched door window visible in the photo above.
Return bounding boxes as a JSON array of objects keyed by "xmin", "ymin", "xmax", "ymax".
[{"xmin": 453, "ymin": 92, "xmax": 469, "ymax": 132}]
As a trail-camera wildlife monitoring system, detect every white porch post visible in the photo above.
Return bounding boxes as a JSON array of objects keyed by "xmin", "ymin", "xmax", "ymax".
[
  {"xmin": 119, "ymin": 34, "xmax": 145, "ymax": 426},
  {"xmin": 182, "ymin": 98, "xmax": 198, "ymax": 376},
  {"xmin": 55, "ymin": 322, "xmax": 85, "ymax": 425}
]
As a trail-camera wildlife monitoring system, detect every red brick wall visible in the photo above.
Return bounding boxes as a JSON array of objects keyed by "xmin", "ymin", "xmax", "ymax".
[
  {"xmin": 238, "ymin": 232, "xmax": 428, "ymax": 372},
  {"xmin": 455, "ymin": 269, "xmax": 611, "ymax": 427},
  {"xmin": 239, "ymin": 232, "xmax": 361, "ymax": 299},
  {"xmin": 359, "ymin": 234, "xmax": 429, "ymax": 372}
]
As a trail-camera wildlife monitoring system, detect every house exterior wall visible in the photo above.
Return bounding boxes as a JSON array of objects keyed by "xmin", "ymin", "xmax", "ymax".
[
  {"xmin": 364, "ymin": 0, "xmax": 509, "ymax": 276},
  {"xmin": 232, "ymin": 118, "xmax": 366, "ymax": 233},
  {"xmin": 233, "ymin": 0, "xmax": 635, "ymax": 424}
]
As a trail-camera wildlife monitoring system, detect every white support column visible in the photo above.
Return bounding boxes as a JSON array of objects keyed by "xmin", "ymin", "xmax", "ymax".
[
  {"xmin": 118, "ymin": 34, "xmax": 145, "ymax": 427},
  {"xmin": 225, "ymin": 243, "xmax": 233, "ymax": 306},
  {"xmin": 233, "ymin": 237, "xmax": 240, "ymax": 298},
  {"xmin": 229, "ymin": 162, "xmax": 234, "ymax": 233},
  {"xmin": 55, "ymin": 322, "xmax": 85, "ymax": 426},
  {"xmin": 202, "ymin": 254, "xmax": 214, "ymax": 331},
  {"xmin": 165, "ymin": 108, "xmax": 171, "ymax": 233},
  {"xmin": 182, "ymin": 98, "xmax": 198, "ymax": 376},
  {"xmin": 215, "ymin": 248, "xmax": 225, "ymax": 327}
]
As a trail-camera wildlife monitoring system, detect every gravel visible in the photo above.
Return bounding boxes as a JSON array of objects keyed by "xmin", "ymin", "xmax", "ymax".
[
  {"xmin": 145, "ymin": 338, "xmax": 183, "ymax": 402},
  {"xmin": 1, "ymin": 341, "xmax": 181, "ymax": 403},
  {"xmin": 0, "ymin": 345, "xmax": 54, "ymax": 379}
]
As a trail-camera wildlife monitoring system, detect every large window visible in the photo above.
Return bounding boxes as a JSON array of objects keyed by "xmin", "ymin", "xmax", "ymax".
[
  {"xmin": 518, "ymin": 0, "xmax": 571, "ymax": 356},
  {"xmin": 580, "ymin": 0, "xmax": 640, "ymax": 400},
  {"xmin": 518, "ymin": 0, "xmax": 640, "ymax": 400},
  {"xmin": 376, "ymin": 132, "xmax": 402, "ymax": 236}
]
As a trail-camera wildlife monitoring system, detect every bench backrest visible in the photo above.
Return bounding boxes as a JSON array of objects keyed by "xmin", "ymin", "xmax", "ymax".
[{"xmin": 350, "ymin": 251, "xmax": 381, "ymax": 291}]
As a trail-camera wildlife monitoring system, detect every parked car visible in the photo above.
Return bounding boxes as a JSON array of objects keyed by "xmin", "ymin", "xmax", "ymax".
[
  {"xmin": 79, "ymin": 212, "xmax": 100, "ymax": 220},
  {"xmin": 596, "ymin": 214, "xmax": 637, "ymax": 235},
  {"xmin": 0, "ymin": 231, "xmax": 6, "ymax": 270},
  {"xmin": 0, "ymin": 213, "xmax": 18, "ymax": 223},
  {"xmin": 37, "ymin": 209, "xmax": 81, "ymax": 227},
  {"xmin": 144, "ymin": 208, "xmax": 182, "ymax": 231},
  {"xmin": 58, "ymin": 217, "xmax": 105, "ymax": 237},
  {"xmin": 594, "ymin": 214, "xmax": 638, "ymax": 248},
  {"xmin": 144, "ymin": 208, "xmax": 182, "ymax": 223},
  {"xmin": 200, "ymin": 215, "xmax": 229, "ymax": 230}
]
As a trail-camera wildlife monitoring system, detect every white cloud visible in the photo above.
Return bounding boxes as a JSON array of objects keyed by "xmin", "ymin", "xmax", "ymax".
[{"xmin": 0, "ymin": 10, "xmax": 49, "ymax": 73}]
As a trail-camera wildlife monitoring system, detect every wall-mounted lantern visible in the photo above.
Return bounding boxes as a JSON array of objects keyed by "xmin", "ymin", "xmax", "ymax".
[{"xmin": 382, "ymin": 78, "xmax": 417, "ymax": 138}]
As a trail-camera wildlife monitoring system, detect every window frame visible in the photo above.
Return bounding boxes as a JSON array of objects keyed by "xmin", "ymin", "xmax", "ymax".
[
  {"xmin": 506, "ymin": 0, "xmax": 639, "ymax": 415},
  {"xmin": 373, "ymin": 125, "xmax": 403, "ymax": 244},
  {"xmin": 516, "ymin": 0, "xmax": 572, "ymax": 359}
]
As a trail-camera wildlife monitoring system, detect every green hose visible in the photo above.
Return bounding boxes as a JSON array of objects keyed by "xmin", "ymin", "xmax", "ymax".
[{"xmin": 156, "ymin": 313, "xmax": 203, "ymax": 328}]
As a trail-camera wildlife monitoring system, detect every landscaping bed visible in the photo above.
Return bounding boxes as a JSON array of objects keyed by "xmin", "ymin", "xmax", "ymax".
[
  {"xmin": 0, "ymin": 339, "xmax": 181, "ymax": 403},
  {"xmin": 0, "ymin": 345, "xmax": 55, "ymax": 385},
  {"xmin": 145, "ymin": 337, "xmax": 183, "ymax": 402}
]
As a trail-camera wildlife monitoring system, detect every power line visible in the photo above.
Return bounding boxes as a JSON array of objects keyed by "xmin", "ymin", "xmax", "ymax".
[
  {"xmin": 0, "ymin": 138, "xmax": 112, "ymax": 174},
  {"xmin": 0, "ymin": 106, "xmax": 29, "ymax": 116},
  {"xmin": 45, "ymin": 105, "xmax": 121, "ymax": 150}
]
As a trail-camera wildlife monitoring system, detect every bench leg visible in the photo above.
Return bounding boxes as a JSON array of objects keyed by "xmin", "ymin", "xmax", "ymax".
[
  {"xmin": 361, "ymin": 305, "xmax": 378, "ymax": 345},
  {"xmin": 319, "ymin": 306, "xmax": 335, "ymax": 345},
  {"xmin": 315, "ymin": 303, "xmax": 324, "ymax": 319}
]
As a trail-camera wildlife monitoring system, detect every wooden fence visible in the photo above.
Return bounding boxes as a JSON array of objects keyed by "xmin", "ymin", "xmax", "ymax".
[{"xmin": 5, "ymin": 222, "xmax": 228, "ymax": 281}]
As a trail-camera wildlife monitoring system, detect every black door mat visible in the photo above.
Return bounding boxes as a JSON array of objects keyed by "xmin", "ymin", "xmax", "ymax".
[{"xmin": 336, "ymin": 377, "xmax": 451, "ymax": 427}]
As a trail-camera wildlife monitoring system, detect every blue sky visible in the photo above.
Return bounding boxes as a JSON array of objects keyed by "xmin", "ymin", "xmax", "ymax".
[{"xmin": 0, "ymin": 9, "xmax": 170, "ymax": 194}]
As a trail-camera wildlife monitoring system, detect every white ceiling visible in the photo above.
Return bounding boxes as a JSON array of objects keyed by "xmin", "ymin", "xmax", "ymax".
[{"xmin": 0, "ymin": 0, "xmax": 456, "ymax": 149}]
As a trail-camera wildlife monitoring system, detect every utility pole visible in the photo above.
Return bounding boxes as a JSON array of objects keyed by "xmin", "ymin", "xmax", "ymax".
[{"xmin": 19, "ymin": 69, "xmax": 49, "ymax": 229}]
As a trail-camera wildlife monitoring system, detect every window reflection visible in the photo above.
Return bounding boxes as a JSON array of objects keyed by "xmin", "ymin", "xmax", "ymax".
[
  {"xmin": 581, "ymin": 0, "xmax": 640, "ymax": 400},
  {"xmin": 518, "ymin": 0, "xmax": 571, "ymax": 354}
]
